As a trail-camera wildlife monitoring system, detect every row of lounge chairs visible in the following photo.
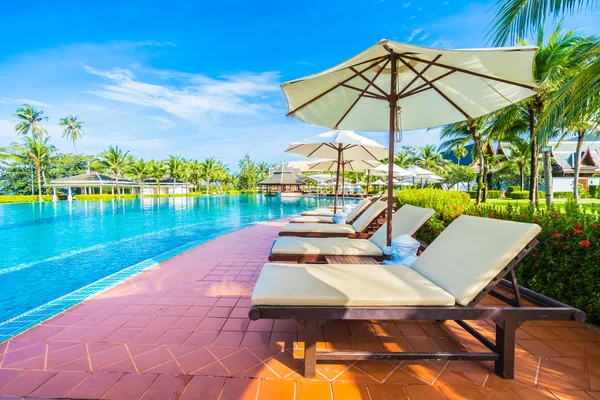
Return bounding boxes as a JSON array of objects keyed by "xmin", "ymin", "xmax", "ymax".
[{"xmin": 248, "ymin": 200, "xmax": 586, "ymax": 379}]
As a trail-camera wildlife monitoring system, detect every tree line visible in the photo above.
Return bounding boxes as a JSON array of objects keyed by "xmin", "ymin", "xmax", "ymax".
[{"xmin": 0, "ymin": 105, "xmax": 273, "ymax": 201}]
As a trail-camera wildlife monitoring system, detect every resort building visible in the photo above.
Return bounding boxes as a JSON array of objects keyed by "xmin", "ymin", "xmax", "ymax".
[
  {"xmin": 140, "ymin": 178, "xmax": 188, "ymax": 195},
  {"xmin": 46, "ymin": 172, "xmax": 139, "ymax": 201},
  {"xmin": 548, "ymin": 138, "xmax": 600, "ymax": 192},
  {"xmin": 257, "ymin": 163, "xmax": 308, "ymax": 195}
]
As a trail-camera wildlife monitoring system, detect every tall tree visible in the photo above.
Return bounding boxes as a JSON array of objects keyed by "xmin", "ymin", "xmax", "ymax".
[
  {"xmin": 200, "ymin": 157, "xmax": 221, "ymax": 195},
  {"xmin": 99, "ymin": 146, "xmax": 130, "ymax": 200},
  {"xmin": 59, "ymin": 115, "xmax": 84, "ymax": 153},
  {"xmin": 504, "ymin": 139, "xmax": 531, "ymax": 190},
  {"xmin": 148, "ymin": 160, "xmax": 167, "ymax": 196},
  {"xmin": 415, "ymin": 145, "xmax": 449, "ymax": 174},
  {"xmin": 167, "ymin": 155, "xmax": 184, "ymax": 198},
  {"xmin": 238, "ymin": 155, "xmax": 258, "ymax": 190},
  {"xmin": 489, "ymin": 25, "xmax": 589, "ymax": 205},
  {"xmin": 14, "ymin": 105, "xmax": 48, "ymax": 138},
  {"xmin": 129, "ymin": 159, "xmax": 150, "ymax": 198},
  {"xmin": 557, "ymin": 110, "xmax": 600, "ymax": 200},
  {"xmin": 453, "ymin": 146, "xmax": 468, "ymax": 166},
  {"xmin": 439, "ymin": 116, "xmax": 490, "ymax": 204},
  {"xmin": 1, "ymin": 137, "xmax": 56, "ymax": 202}
]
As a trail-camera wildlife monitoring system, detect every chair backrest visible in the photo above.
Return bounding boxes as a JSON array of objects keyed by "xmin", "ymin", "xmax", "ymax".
[
  {"xmin": 351, "ymin": 200, "xmax": 388, "ymax": 232},
  {"xmin": 410, "ymin": 215, "xmax": 541, "ymax": 306},
  {"xmin": 345, "ymin": 198, "xmax": 373, "ymax": 222},
  {"xmin": 369, "ymin": 204, "xmax": 435, "ymax": 250}
]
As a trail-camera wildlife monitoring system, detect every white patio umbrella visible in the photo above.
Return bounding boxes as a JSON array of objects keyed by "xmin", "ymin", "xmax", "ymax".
[
  {"xmin": 281, "ymin": 39, "xmax": 541, "ymax": 245},
  {"xmin": 405, "ymin": 165, "xmax": 443, "ymax": 186},
  {"xmin": 372, "ymin": 179, "xmax": 388, "ymax": 186},
  {"xmin": 286, "ymin": 130, "xmax": 388, "ymax": 212},
  {"xmin": 370, "ymin": 163, "xmax": 413, "ymax": 177},
  {"xmin": 308, "ymin": 159, "xmax": 380, "ymax": 201}
]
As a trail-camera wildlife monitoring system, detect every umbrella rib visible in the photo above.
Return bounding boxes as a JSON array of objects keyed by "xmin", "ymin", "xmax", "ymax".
[
  {"xmin": 399, "ymin": 54, "xmax": 543, "ymax": 92},
  {"xmin": 399, "ymin": 70, "xmax": 456, "ymax": 99},
  {"xmin": 397, "ymin": 54, "xmax": 443, "ymax": 97},
  {"xmin": 306, "ymin": 143, "xmax": 325, "ymax": 157},
  {"xmin": 398, "ymin": 57, "xmax": 471, "ymax": 120},
  {"xmin": 334, "ymin": 58, "xmax": 391, "ymax": 129},
  {"xmin": 349, "ymin": 66, "xmax": 389, "ymax": 97},
  {"xmin": 340, "ymin": 83, "xmax": 387, "ymax": 100},
  {"xmin": 287, "ymin": 57, "xmax": 390, "ymax": 117}
]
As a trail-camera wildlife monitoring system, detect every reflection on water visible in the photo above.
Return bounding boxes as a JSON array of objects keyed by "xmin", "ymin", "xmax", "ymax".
[{"xmin": 0, "ymin": 194, "xmax": 344, "ymax": 323}]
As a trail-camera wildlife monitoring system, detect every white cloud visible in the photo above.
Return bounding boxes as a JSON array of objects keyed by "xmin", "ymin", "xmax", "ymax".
[
  {"xmin": 403, "ymin": 2, "xmax": 411, "ymax": 7},
  {"xmin": 419, "ymin": 33, "xmax": 430, "ymax": 41},
  {"xmin": 0, "ymin": 97, "xmax": 53, "ymax": 109},
  {"xmin": 84, "ymin": 66, "xmax": 281, "ymax": 122},
  {"xmin": 406, "ymin": 28, "xmax": 423, "ymax": 42}
]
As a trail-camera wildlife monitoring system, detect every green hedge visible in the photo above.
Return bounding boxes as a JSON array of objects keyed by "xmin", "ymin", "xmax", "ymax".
[
  {"xmin": 554, "ymin": 191, "xmax": 574, "ymax": 199},
  {"xmin": 590, "ymin": 185, "xmax": 599, "ymax": 198},
  {"xmin": 74, "ymin": 194, "xmax": 139, "ymax": 200},
  {"xmin": 509, "ymin": 190, "xmax": 545, "ymax": 199},
  {"xmin": 507, "ymin": 186, "xmax": 520, "ymax": 194},
  {"xmin": 396, "ymin": 189, "xmax": 600, "ymax": 323},
  {"xmin": 467, "ymin": 190, "xmax": 503, "ymax": 199},
  {"xmin": 0, "ymin": 195, "xmax": 67, "ymax": 203}
]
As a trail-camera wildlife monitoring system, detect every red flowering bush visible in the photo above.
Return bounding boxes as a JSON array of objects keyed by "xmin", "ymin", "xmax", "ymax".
[{"xmin": 396, "ymin": 189, "xmax": 600, "ymax": 323}]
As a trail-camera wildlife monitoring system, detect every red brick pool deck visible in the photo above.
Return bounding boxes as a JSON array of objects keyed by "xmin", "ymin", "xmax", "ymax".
[{"xmin": 1, "ymin": 219, "xmax": 600, "ymax": 399}]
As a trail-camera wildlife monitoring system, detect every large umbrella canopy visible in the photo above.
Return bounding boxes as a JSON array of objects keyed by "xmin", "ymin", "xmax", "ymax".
[
  {"xmin": 308, "ymin": 159, "xmax": 381, "ymax": 172},
  {"xmin": 281, "ymin": 40, "xmax": 541, "ymax": 245},
  {"xmin": 286, "ymin": 130, "xmax": 388, "ymax": 212}
]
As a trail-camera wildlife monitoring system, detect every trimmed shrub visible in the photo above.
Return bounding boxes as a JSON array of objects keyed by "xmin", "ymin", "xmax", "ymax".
[
  {"xmin": 395, "ymin": 191, "xmax": 600, "ymax": 323},
  {"xmin": 0, "ymin": 195, "xmax": 67, "ymax": 203},
  {"xmin": 507, "ymin": 186, "xmax": 520, "ymax": 194},
  {"xmin": 590, "ymin": 185, "xmax": 599, "ymax": 199},
  {"xmin": 486, "ymin": 190, "xmax": 504, "ymax": 199},
  {"xmin": 74, "ymin": 194, "xmax": 139, "ymax": 200},
  {"xmin": 509, "ymin": 191, "xmax": 529, "ymax": 199},
  {"xmin": 554, "ymin": 191, "xmax": 575, "ymax": 199}
]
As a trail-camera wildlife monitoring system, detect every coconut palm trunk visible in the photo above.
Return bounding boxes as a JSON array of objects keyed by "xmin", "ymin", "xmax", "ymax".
[
  {"xmin": 573, "ymin": 130, "xmax": 585, "ymax": 201},
  {"xmin": 36, "ymin": 165, "xmax": 43, "ymax": 202},
  {"xmin": 528, "ymin": 109, "xmax": 539, "ymax": 205},
  {"xmin": 519, "ymin": 165, "xmax": 525, "ymax": 191},
  {"xmin": 206, "ymin": 174, "xmax": 210, "ymax": 195},
  {"xmin": 472, "ymin": 132, "xmax": 485, "ymax": 205},
  {"xmin": 116, "ymin": 177, "xmax": 120, "ymax": 200}
]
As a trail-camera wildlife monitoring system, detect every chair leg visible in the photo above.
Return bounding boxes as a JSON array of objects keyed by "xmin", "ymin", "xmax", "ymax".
[
  {"xmin": 303, "ymin": 320, "xmax": 318, "ymax": 378},
  {"xmin": 494, "ymin": 320, "xmax": 518, "ymax": 378}
]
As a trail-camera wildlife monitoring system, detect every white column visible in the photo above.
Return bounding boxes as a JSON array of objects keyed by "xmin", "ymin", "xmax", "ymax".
[
  {"xmin": 67, "ymin": 187, "xmax": 73, "ymax": 201},
  {"xmin": 52, "ymin": 188, "xmax": 57, "ymax": 202},
  {"xmin": 100, "ymin": 186, "xmax": 103, "ymax": 195},
  {"xmin": 111, "ymin": 187, "xmax": 114, "ymax": 195}
]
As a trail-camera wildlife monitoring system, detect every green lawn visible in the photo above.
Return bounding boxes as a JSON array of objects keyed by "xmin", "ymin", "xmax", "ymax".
[{"xmin": 473, "ymin": 197, "xmax": 600, "ymax": 210}]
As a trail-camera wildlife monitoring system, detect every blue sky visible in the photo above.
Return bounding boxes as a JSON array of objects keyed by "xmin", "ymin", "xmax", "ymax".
[{"xmin": 1, "ymin": 0, "xmax": 598, "ymax": 171}]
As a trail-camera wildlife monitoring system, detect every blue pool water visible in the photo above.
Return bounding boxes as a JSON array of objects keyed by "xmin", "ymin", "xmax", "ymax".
[{"xmin": 0, "ymin": 195, "xmax": 338, "ymax": 338}]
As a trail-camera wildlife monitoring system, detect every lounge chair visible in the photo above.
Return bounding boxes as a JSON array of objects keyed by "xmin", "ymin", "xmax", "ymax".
[
  {"xmin": 250, "ymin": 215, "xmax": 585, "ymax": 378},
  {"xmin": 289, "ymin": 197, "xmax": 376, "ymax": 224},
  {"xmin": 279, "ymin": 200, "xmax": 388, "ymax": 238},
  {"xmin": 269, "ymin": 204, "xmax": 435, "ymax": 262}
]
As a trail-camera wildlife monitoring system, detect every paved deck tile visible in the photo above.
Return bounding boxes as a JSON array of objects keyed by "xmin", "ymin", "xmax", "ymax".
[{"xmin": 0, "ymin": 219, "xmax": 599, "ymax": 399}]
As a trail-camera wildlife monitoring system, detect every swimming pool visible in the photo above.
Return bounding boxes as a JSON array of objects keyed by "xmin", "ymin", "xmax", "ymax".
[{"xmin": 0, "ymin": 194, "xmax": 338, "ymax": 340}]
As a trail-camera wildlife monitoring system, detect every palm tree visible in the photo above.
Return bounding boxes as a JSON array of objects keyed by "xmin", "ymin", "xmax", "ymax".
[
  {"xmin": 14, "ymin": 105, "xmax": 48, "ymax": 138},
  {"xmin": 2, "ymin": 137, "xmax": 56, "ymax": 202},
  {"xmin": 256, "ymin": 162, "xmax": 271, "ymax": 183},
  {"xmin": 439, "ymin": 116, "xmax": 490, "ymax": 204},
  {"xmin": 129, "ymin": 159, "xmax": 150, "ymax": 198},
  {"xmin": 99, "ymin": 146, "xmax": 130, "ymax": 200},
  {"xmin": 393, "ymin": 152, "xmax": 412, "ymax": 168},
  {"xmin": 556, "ymin": 110, "xmax": 600, "ymax": 200},
  {"xmin": 187, "ymin": 160, "xmax": 202, "ymax": 192},
  {"xmin": 489, "ymin": 25, "xmax": 589, "ymax": 205},
  {"xmin": 453, "ymin": 146, "xmax": 468, "ymax": 166},
  {"xmin": 504, "ymin": 139, "xmax": 531, "ymax": 190},
  {"xmin": 415, "ymin": 145, "xmax": 449, "ymax": 174},
  {"xmin": 59, "ymin": 115, "xmax": 84, "ymax": 153},
  {"xmin": 200, "ymin": 157, "xmax": 221, "ymax": 195},
  {"xmin": 167, "ymin": 155, "xmax": 184, "ymax": 198},
  {"xmin": 149, "ymin": 160, "xmax": 167, "ymax": 196}
]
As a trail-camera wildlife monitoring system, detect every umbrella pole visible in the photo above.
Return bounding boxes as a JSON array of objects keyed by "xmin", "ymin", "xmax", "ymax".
[
  {"xmin": 333, "ymin": 148, "xmax": 341, "ymax": 214},
  {"xmin": 386, "ymin": 51, "xmax": 397, "ymax": 246},
  {"xmin": 366, "ymin": 170, "xmax": 370, "ymax": 197},
  {"xmin": 342, "ymin": 162, "xmax": 345, "ymax": 206}
]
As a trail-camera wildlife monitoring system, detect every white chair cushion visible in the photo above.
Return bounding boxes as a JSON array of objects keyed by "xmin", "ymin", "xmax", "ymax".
[
  {"xmin": 280, "ymin": 223, "xmax": 356, "ymax": 234},
  {"xmin": 289, "ymin": 216, "xmax": 334, "ymax": 223},
  {"xmin": 301, "ymin": 210, "xmax": 334, "ymax": 216},
  {"xmin": 369, "ymin": 204, "xmax": 435, "ymax": 250},
  {"xmin": 351, "ymin": 200, "xmax": 387, "ymax": 232},
  {"xmin": 252, "ymin": 263, "xmax": 455, "ymax": 306},
  {"xmin": 344, "ymin": 198, "xmax": 372, "ymax": 221},
  {"xmin": 411, "ymin": 215, "xmax": 541, "ymax": 306},
  {"xmin": 272, "ymin": 237, "xmax": 383, "ymax": 256}
]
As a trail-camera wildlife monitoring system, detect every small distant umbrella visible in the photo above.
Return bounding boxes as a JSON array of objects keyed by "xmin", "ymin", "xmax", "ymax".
[
  {"xmin": 371, "ymin": 179, "xmax": 388, "ymax": 186},
  {"xmin": 286, "ymin": 130, "xmax": 388, "ymax": 212}
]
